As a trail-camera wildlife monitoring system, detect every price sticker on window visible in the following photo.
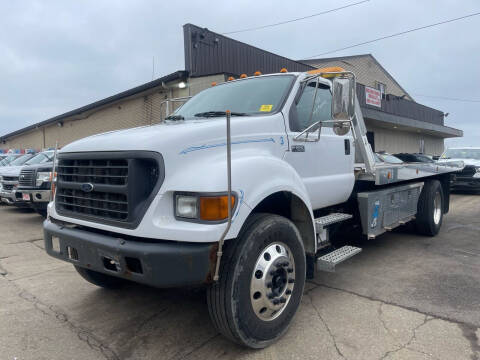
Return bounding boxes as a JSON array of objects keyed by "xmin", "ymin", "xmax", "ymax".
[{"xmin": 259, "ymin": 104, "xmax": 273, "ymax": 112}]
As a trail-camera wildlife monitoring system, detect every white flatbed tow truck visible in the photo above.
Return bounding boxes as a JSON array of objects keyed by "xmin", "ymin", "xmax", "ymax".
[{"xmin": 43, "ymin": 67, "xmax": 462, "ymax": 348}]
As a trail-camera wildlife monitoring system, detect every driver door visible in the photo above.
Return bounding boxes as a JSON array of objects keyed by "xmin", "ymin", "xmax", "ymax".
[{"xmin": 284, "ymin": 78, "xmax": 354, "ymax": 209}]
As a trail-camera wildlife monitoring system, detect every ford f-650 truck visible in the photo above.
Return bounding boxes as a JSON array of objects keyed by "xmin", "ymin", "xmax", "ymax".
[{"xmin": 43, "ymin": 68, "xmax": 461, "ymax": 348}]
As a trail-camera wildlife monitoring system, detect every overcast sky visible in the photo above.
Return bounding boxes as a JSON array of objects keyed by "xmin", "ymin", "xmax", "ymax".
[{"xmin": 1, "ymin": 0, "xmax": 479, "ymax": 147}]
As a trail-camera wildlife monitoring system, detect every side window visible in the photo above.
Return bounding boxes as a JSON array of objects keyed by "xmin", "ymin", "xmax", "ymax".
[{"xmin": 291, "ymin": 81, "xmax": 332, "ymax": 132}]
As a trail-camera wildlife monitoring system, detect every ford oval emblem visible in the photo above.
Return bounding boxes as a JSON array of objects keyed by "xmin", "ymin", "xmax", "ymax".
[{"xmin": 81, "ymin": 183, "xmax": 94, "ymax": 192}]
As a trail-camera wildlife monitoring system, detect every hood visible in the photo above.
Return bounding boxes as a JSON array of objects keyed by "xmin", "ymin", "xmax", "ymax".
[
  {"xmin": 60, "ymin": 117, "xmax": 272, "ymax": 154},
  {"xmin": 0, "ymin": 166, "xmax": 23, "ymax": 177},
  {"xmin": 437, "ymin": 158, "xmax": 480, "ymax": 167}
]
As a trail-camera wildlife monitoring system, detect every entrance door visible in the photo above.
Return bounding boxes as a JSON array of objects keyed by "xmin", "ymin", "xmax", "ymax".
[{"xmin": 284, "ymin": 79, "xmax": 355, "ymax": 209}]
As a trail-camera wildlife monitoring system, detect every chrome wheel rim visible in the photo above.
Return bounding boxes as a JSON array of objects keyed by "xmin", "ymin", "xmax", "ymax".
[
  {"xmin": 433, "ymin": 191, "xmax": 442, "ymax": 225},
  {"xmin": 250, "ymin": 242, "xmax": 295, "ymax": 321}
]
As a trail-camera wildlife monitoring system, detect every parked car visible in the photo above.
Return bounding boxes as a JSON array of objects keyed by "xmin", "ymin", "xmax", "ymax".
[
  {"xmin": 394, "ymin": 153, "xmax": 435, "ymax": 163},
  {"xmin": 437, "ymin": 147, "xmax": 480, "ymax": 191},
  {"xmin": 0, "ymin": 152, "xmax": 52, "ymax": 206},
  {"xmin": 0, "ymin": 154, "xmax": 23, "ymax": 166},
  {"xmin": 374, "ymin": 152, "xmax": 404, "ymax": 164},
  {"xmin": 16, "ymin": 151, "xmax": 55, "ymax": 216}
]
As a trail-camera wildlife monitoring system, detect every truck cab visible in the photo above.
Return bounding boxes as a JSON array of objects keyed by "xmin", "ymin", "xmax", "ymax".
[{"xmin": 43, "ymin": 69, "xmax": 459, "ymax": 348}]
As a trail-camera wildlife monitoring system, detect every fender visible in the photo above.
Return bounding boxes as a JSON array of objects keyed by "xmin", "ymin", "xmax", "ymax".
[{"xmin": 165, "ymin": 151, "xmax": 315, "ymax": 243}]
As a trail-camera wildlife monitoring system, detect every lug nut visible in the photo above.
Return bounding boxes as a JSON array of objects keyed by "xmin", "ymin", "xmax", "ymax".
[
  {"xmin": 267, "ymin": 293, "xmax": 274, "ymax": 299},
  {"xmin": 287, "ymin": 268, "xmax": 293, "ymax": 273},
  {"xmin": 279, "ymin": 297, "xmax": 287, "ymax": 303},
  {"xmin": 285, "ymin": 289, "xmax": 292, "ymax": 295},
  {"xmin": 272, "ymin": 299, "xmax": 280, "ymax": 305},
  {"xmin": 266, "ymin": 282, "xmax": 272, "ymax": 288},
  {"xmin": 288, "ymin": 278, "xmax": 295, "ymax": 284}
]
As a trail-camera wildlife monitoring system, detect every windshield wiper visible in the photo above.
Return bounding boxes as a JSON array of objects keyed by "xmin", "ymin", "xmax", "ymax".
[
  {"xmin": 165, "ymin": 114, "xmax": 185, "ymax": 121},
  {"xmin": 194, "ymin": 111, "xmax": 249, "ymax": 118}
]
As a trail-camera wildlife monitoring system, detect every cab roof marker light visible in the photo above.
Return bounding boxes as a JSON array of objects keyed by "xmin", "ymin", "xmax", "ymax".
[
  {"xmin": 227, "ymin": 76, "xmax": 235, "ymax": 81},
  {"xmin": 240, "ymin": 74, "xmax": 247, "ymax": 78},
  {"xmin": 254, "ymin": 71, "xmax": 262, "ymax": 76},
  {"xmin": 280, "ymin": 68, "xmax": 288, "ymax": 73}
]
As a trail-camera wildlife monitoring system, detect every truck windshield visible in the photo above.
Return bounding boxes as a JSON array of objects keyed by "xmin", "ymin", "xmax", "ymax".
[
  {"xmin": 170, "ymin": 75, "xmax": 295, "ymax": 119},
  {"xmin": 8, "ymin": 154, "xmax": 34, "ymax": 166},
  {"xmin": 24, "ymin": 151, "xmax": 54, "ymax": 165},
  {"xmin": 442, "ymin": 148, "xmax": 480, "ymax": 160}
]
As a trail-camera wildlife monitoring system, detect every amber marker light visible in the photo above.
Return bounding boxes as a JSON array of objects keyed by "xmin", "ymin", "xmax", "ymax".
[
  {"xmin": 211, "ymin": 82, "xmax": 217, "ymax": 86},
  {"xmin": 227, "ymin": 76, "xmax": 235, "ymax": 81},
  {"xmin": 280, "ymin": 68, "xmax": 288, "ymax": 73},
  {"xmin": 254, "ymin": 71, "xmax": 262, "ymax": 76},
  {"xmin": 199, "ymin": 195, "xmax": 236, "ymax": 221},
  {"xmin": 240, "ymin": 73, "xmax": 247, "ymax": 78}
]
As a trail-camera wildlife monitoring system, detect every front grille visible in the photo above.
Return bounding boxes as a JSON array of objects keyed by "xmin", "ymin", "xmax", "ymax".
[
  {"xmin": 19, "ymin": 169, "xmax": 36, "ymax": 187},
  {"xmin": 55, "ymin": 152, "xmax": 164, "ymax": 228},
  {"xmin": 3, "ymin": 176, "xmax": 18, "ymax": 182},
  {"xmin": 459, "ymin": 165, "xmax": 477, "ymax": 177},
  {"xmin": 3, "ymin": 184, "xmax": 14, "ymax": 191}
]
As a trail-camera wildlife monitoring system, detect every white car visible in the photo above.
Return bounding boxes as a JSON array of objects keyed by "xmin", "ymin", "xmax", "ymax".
[{"xmin": 437, "ymin": 147, "xmax": 480, "ymax": 191}]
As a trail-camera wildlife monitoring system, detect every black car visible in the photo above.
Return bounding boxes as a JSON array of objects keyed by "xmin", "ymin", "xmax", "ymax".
[
  {"xmin": 394, "ymin": 153, "xmax": 434, "ymax": 163},
  {"xmin": 16, "ymin": 151, "xmax": 55, "ymax": 217}
]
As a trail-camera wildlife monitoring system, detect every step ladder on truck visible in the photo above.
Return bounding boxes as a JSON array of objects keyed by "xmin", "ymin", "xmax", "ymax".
[{"xmin": 43, "ymin": 67, "xmax": 463, "ymax": 349}]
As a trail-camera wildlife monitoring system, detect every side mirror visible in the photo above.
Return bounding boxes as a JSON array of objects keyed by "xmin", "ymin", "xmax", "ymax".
[
  {"xmin": 432, "ymin": 155, "xmax": 440, "ymax": 161},
  {"xmin": 332, "ymin": 76, "xmax": 355, "ymax": 121}
]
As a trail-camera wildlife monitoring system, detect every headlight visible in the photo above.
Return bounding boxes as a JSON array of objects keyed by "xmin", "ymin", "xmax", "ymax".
[
  {"xmin": 476, "ymin": 167, "xmax": 480, "ymax": 173},
  {"xmin": 36, "ymin": 171, "xmax": 52, "ymax": 186},
  {"xmin": 175, "ymin": 193, "xmax": 236, "ymax": 222},
  {"xmin": 175, "ymin": 195, "xmax": 198, "ymax": 219}
]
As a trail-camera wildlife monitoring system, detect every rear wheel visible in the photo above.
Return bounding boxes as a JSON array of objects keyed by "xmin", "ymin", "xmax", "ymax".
[
  {"xmin": 74, "ymin": 266, "xmax": 127, "ymax": 289},
  {"xmin": 207, "ymin": 213, "xmax": 306, "ymax": 348},
  {"xmin": 416, "ymin": 180, "xmax": 444, "ymax": 236}
]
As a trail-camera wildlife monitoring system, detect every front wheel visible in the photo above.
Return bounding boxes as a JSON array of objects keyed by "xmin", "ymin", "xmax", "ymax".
[
  {"xmin": 207, "ymin": 213, "xmax": 306, "ymax": 348},
  {"xmin": 416, "ymin": 180, "xmax": 444, "ymax": 236}
]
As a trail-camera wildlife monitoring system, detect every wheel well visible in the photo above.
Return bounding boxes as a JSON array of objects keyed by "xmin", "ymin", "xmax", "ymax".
[{"xmin": 250, "ymin": 192, "xmax": 315, "ymax": 254}]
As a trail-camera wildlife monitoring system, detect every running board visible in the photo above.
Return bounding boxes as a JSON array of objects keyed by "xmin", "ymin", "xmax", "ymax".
[
  {"xmin": 317, "ymin": 246, "xmax": 362, "ymax": 272},
  {"xmin": 315, "ymin": 213, "xmax": 353, "ymax": 249}
]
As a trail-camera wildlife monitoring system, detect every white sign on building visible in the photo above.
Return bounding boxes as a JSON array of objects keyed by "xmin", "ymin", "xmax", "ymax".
[{"xmin": 365, "ymin": 86, "xmax": 382, "ymax": 108}]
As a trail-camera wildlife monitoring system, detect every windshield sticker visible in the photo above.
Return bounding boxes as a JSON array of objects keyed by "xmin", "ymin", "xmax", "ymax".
[{"xmin": 259, "ymin": 104, "xmax": 273, "ymax": 112}]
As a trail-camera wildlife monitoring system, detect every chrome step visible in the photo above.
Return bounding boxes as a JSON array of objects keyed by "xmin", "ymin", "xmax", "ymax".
[
  {"xmin": 317, "ymin": 246, "xmax": 362, "ymax": 272},
  {"xmin": 315, "ymin": 213, "xmax": 353, "ymax": 248},
  {"xmin": 315, "ymin": 213, "xmax": 352, "ymax": 230}
]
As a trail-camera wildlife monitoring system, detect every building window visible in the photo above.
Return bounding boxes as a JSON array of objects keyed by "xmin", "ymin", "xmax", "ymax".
[{"xmin": 376, "ymin": 81, "xmax": 386, "ymax": 98}]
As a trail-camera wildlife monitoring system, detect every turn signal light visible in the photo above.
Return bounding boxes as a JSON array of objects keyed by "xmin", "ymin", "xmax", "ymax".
[{"xmin": 199, "ymin": 196, "xmax": 236, "ymax": 221}]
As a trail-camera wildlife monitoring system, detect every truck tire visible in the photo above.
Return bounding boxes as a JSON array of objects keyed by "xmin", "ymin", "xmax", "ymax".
[
  {"xmin": 416, "ymin": 180, "xmax": 444, "ymax": 236},
  {"xmin": 74, "ymin": 266, "xmax": 127, "ymax": 289},
  {"xmin": 207, "ymin": 213, "xmax": 306, "ymax": 348}
]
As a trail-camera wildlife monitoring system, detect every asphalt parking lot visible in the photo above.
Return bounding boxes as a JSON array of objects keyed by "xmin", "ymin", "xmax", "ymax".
[{"xmin": 1, "ymin": 193, "xmax": 479, "ymax": 360}]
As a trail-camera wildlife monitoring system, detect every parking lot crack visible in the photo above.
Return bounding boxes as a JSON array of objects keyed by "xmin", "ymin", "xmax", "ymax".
[
  {"xmin": 459, "ymin": 323, "xmax": 480, "ymax": 360},
  {"xmin": 175, "ymin": 333, "xmax": 220, "ymax": 360},
  {"xmin": 16, "ymin": 287, "xmax": 119, "ymax": 360},
  {"xmin": 311, "ymin": 281, "xmax": 480, "ymax": 329},
  {"xmin": 379, "ymin": 316, "xmax": 435, "ymax": 360},
  {"xmin": 307, "ymin": 293, "xmax": 347, "ymax": 360}
]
